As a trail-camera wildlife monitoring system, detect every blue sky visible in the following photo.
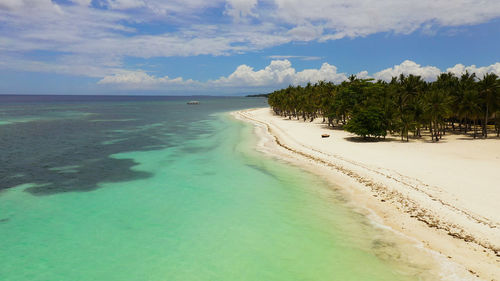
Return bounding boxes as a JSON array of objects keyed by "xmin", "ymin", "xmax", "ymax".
[{"xmin": 0, "ymin": 0, "xmax": 499, "ymax": 95}]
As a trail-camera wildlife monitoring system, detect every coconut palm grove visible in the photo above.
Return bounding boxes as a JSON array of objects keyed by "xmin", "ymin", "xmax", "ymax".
[{"xmin": 267, "ymin": 73, "xmax": 500, "ymax": 141}]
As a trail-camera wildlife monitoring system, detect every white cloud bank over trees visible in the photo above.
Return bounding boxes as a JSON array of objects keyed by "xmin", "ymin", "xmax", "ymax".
[
  {"xmin": 372, "ymin": 60, "xmax": 442, "ymax": 82},
  {"xmin": 97, "ymin": 60, "xmax": 500, "ymax": 92}
]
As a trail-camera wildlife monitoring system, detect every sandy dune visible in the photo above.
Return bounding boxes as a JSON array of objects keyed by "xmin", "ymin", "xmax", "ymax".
[{"xmin": 235, "ymin": 107, "xmax": 500, "ymax": 281}]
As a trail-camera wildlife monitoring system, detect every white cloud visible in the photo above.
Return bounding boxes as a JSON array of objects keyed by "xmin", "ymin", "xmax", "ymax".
[
  {"xmin": 446, "ymin": 63, "xmax": 500, "ymax": 79},
  {"xmin": 372, "ymin": 61, "xmax": 500, "ymax": 82},
  {"xmin": 224, "ymin": 0, "xmax": 258, "ymax": 21},
  {"xmin": 211, "ymin": 59, "xmax": 348, "ymax": 87},
  {"xmin": 212, "ymin": 60, "xmax": 296, "ymax": 87},
  {"xmin": 293, "ymin": 63, "xmax": 347, "ymax": 84},
  {"xmin": 0, "ymin": 0, "xmax": 499, "ymax": 85},
  {"xmin": 0, "ymin": 0, "xmax": 59, "ymax": 11},
  {"xmin": 0, "ymin": 2, "xmax": 287, "ymax": 64},
  {"xmin": 94, "ymin": 0, "xmax": 223, "ymax": 15},
  {"xmin": 287, "ymin": 23, "xmax": 324, "ymax": 41},
  {"xmin": 98, "ymin": 59, "xmax": 349, "ymax": 90},
  {"xmin": 273, "ymin": 0, "xmax": 500, "ymax": 40},
  {"xmin": 372, "ymin": 60, "xmax": 442, "ymax": 81},
  {"xmin": 95, "ymin": 60, "xmax": 500, "ymax": 93},
  {"xmin": 1, "ymin": 0, "xmax": 499, "ymax": 66},
  {"xmin": 0, "ymin": 53, "xmax": 127, "ymax": 78},
  {"xmin": 0, "ymin": 0, "xmax": 24, "ymax": 10},
  {"xmin": 106, "ymin": 0, "xmax": 146, "ymax": 10},
  {"xmin": 355, "ymin": 70, "xmax": 370, "ymax": 79},
  {"xmin": 69, "ymin": 0, "xmax": 92, "ymax": 6},
  {"xmin": 98, "ymin": 71, "xmax": 198, "ymax": 89}
]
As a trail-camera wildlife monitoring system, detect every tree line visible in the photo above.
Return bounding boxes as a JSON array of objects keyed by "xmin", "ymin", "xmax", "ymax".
[{"xmin": 267, "ymin": 73, "xmax": 500, "ymax": 141}]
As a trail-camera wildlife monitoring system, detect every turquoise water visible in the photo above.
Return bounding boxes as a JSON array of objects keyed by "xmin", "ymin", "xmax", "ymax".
[{"xmin": 0, "ymin": 97, "xmax": 434, "ymax": 280}]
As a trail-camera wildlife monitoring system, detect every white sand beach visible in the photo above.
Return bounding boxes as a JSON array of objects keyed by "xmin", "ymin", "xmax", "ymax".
[{"xmin": 234, "ymin": 107, "xmax": 500, "ymax": 281}]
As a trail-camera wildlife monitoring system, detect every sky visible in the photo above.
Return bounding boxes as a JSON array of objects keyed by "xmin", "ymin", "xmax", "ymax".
[{"xmin": 0, "ymin": 0, "xmax": 499, "ymax": 95}]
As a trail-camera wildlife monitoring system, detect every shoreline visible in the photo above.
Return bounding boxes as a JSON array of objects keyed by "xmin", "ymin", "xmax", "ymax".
[{"xmin": 233, "ymin": 107, "xmax": 500, "ymax": 281}]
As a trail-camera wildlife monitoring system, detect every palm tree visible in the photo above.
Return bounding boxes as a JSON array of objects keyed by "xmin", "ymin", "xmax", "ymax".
[
  {"xmin": 425, "ymin": 89, "xmax": 452, "ymax": 141},
  {"xmin": 457, "ymin": 90, "xmax": 481, "ymax": 136},
  {"xmin": 457, "ymin": 72, "xmax": 477, "ymax": 131},
  {"xmin": 266, "ymin": 71, "xmax": 497, "ymax": 142},
  {"xmin": 395, "ymin": 74, "xmax": 424, "ymax": 141},
  {"xmin": 478, "ymin": 73, "xmax": 499, "ymax": 138},
  {"xmin": 435, "ymin": 73, "xmax": 459, "ymax": 131},
  {"xmin": 412, "ymin": 98, "xmax": 426, "ymax": 137}
]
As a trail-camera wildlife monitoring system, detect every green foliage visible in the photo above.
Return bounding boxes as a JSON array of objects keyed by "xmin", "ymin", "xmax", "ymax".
[
  {"xmin": 267, "ymin": 72, "xmax": 500, "ymax": 141},
  {"xmin": 344, "ymin": 106, "xmax": 388, "ymax": 138}
]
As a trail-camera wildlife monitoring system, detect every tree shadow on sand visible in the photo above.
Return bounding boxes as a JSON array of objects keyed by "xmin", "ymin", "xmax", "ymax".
[{"xmin": 343, "ymin": 136, "xmax": 397, "ymax": 143}]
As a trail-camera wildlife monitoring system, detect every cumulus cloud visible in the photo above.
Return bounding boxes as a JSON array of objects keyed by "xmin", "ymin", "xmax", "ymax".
[
  {"xmin": 372, "ymin": 60, "xmax": 442, "ymax": 81},
  {"xmin": 98, "ymin": 71, "xmax": 198, "ymax": 89},
  {"xmin": 96, "ymin": 60, "xmax": 349, "ymax": 90},
  {"xmin": 95, "ymin": 60, "xmax": 500, "ymax": 93},
  {"xmin": 372, "ymin": 61, "xmax": 500, "ymax": 82},
  {"xmin": 446, "ymin": 63, "xmax": 500, "ymax": 79},
  {"xmin": 211, "ymin": 60, "xmax": 347, "ymax": 87},
  {"xmin": 293, "ymin": 63, "xmax": 347, "ymax": 84},
  {"xmin": 355, "ymin": 70, "xmax": 370, "ymax": 79},
  {"xmin": 212, "ymin": 60, "xmax": 296, "ymax": 87}
]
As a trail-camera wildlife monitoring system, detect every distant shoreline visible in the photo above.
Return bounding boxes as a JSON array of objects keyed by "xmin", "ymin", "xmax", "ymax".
[{"xmin": 234, "ymin": 107, "xmax": 500, "ymax": 281}]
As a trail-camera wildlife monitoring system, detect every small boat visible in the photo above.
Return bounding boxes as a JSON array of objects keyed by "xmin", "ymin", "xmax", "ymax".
[
  {"xmin": 187, "ymin": 101, "xmax": 200, "ymax": 105},
  {"xmin": 321, "ymin": 134, "xmax": 330, "ymax": 138}
]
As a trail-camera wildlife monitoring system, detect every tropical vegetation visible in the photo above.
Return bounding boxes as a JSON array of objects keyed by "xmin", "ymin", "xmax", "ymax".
[{"xmin": 267, "ymin": 73, "xmax": 500, "ymax": 141}]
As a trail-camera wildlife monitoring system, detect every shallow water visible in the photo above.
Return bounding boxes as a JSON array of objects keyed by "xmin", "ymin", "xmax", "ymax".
[{"xmin": 1, "ymin": 96, "xmax": 437, "ymax": 280}]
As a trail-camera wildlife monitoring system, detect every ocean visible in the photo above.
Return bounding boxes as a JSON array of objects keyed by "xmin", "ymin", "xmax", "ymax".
[{"xmin": 0, "ymin": 95, "xmax": 436, "ymax": 280}]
